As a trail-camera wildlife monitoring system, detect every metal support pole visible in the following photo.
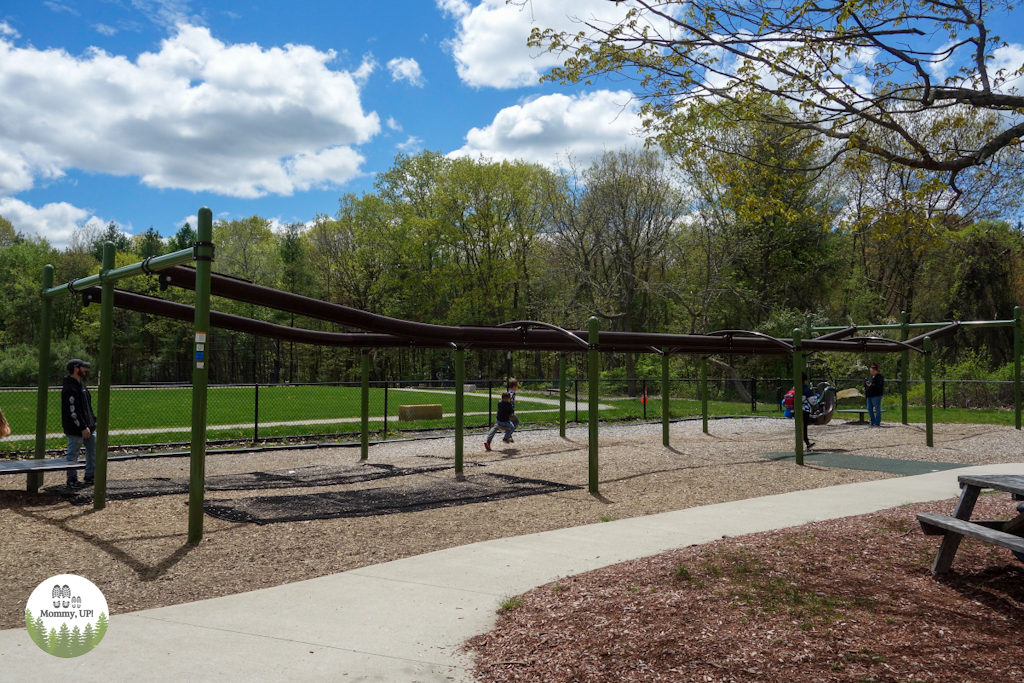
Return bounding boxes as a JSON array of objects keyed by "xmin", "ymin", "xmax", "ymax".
[
  {"xmin": 1015, "ymin": 306, "xmax": 1021, "ymax": 430},
  {"xmin": 383, "ymin": 383, "xmax": 388, "ymax": 440},
  {"xmin": 488, "ymin": 382, "xmax": 492, "ymax": 425},
  {"xmin": 793, "ymin": 329, "xmax": 804, "ymax": 466},
  {"xmin": 942, "ymin": 380, "xmax": 946, "ymax": 410},
  {"xmin": 588, "ymin": 316, "xmax": 599, "ymax": 494},
  {"xmin": 558, "ymin": 354, "xmax": 567, "ymax": 437},
  {"xmin": 188, "ymin": 207, "xmax": 213, "ymax": 544},
  {"xmin": 253, "ymin": 382, "xmax": 259, "ymax": 444},
  {"xmin": 575, "ymin": 377, "xmax": 579, "ymax": 423},
  {"xmin": 360, "ymin": 348, "xmax": 369, "ymax": 460},
  {"xmin": 901, "ymin": 311, "xmax": 909, "ymax": 425},
  {"xmin": 642, "ymin": 379, "xmax": 647, "ymax": 420},
  {"xmin": 700, "ymin": 358, "xmax": 708, "ymax": 434},
  {"xmin": 805, "ymin": 314, "xmax": 813, "ymax": 340},
  {"xmin": 924, "ymin": 336, "xmax": 933, "ymax": 447},
  {"xmin": 92, "ymin": 242, "xmax": 116, "ymax": 510},
  {"xmin": 454, "ymin": 347, "xmax": 464, "ymax": 475},
  {"xmin": 29, "ymin": 265, "xmax": 54, "ymax": 494},
  {"xmin": 662, "ymin": 348, "xmax": 670, "ymax": 447},
  {"xmin": 751, "ymin": 377, "xmax": 757, "ymax": 413}
]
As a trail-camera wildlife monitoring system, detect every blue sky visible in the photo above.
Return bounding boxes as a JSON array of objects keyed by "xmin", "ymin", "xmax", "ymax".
[
  {"xmin": 1, "ymin": 1, "xmax": 1022, "ymax": 247},
  {"xmin": 0, "ymin": 0, "xmax": 649, "ymax": 247}
]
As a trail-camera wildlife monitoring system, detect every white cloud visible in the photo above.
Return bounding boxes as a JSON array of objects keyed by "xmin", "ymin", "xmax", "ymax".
[
  {"xmin": 0, "ymin": 22, "xmax": 19, "ymax": 38},
  {"xmin": 0, "ymin": 197, "xmax": 104, "ymax": 248},
  {"xmin": 450, "ymin": 90, "xmax": 642, "ymax": 167},
  {"xmin": 386, "ymin": 116, "xmax": 402, "ymax": 131},
  {"xmin": 441, "ymin": 0, "xmax": 674, "ymax": 89},
  {"xmin": 44, "ymin": 2, "xmax": 79, "ymax": 16},
  {"xmin": 397, "ymin": 135, "xmax": 424, "ymax": 152},
  {"xmin": 387, "ymin": 57, "xmax": 424, "ymax": 87},
  {"xmin": 95, "ymin": 24, "xmax": 117, "ymax": 36},
  {"xmin": 352, "ymin": 53, "xmax": 377, "ymax": 84},
  {"xmin": 0, "ymin": 24, "xmax": 380, "ymax": 199}
]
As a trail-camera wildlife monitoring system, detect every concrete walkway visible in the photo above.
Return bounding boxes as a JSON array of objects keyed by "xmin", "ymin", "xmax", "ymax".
[{"xmin": 3, "ymin": 462, "xmax": 1022, "ymax": 683}]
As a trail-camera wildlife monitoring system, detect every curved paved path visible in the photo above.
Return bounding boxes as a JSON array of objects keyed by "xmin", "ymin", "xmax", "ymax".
[{"xmin": 2, "ymin": 463, "xmax": 1022, "ymax": 683}]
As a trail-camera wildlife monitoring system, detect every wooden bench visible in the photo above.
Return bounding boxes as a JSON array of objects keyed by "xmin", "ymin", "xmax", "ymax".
[
  {"xmin": 835, "ymin": 408, "xmax": 884, "ymax": 423},
  {"xmin": 917, "ymin": 474, "xmax": 1024, "ymax": 573},
  {"xmin": 543, "ymin": 381, "xmax": 574, "ymax": 395},
  {"xmin": 398, "ymin": 404, "xmax": 443, "ymax": 421}
]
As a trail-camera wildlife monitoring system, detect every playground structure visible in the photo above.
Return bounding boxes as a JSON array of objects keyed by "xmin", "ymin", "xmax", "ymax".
[{"xmin": 17, "ymin": 207, "xmax": 1023, "ymax": 544}]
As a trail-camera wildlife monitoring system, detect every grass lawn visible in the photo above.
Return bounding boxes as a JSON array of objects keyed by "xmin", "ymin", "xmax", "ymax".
[{"xmin": 0, "ymin": 385, "xmax": 1017, "ymax": 454}]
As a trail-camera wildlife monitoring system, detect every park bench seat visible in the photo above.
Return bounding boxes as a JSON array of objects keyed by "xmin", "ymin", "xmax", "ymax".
[{"xmin": 916, "ymin": 512, "xmax": 1024, "ymax": 554}]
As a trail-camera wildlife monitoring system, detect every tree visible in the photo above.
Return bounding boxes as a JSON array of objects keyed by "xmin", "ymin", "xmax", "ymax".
[
  {"xmin": 529, "ymin": 0, "xmax": 1024, "ymax": 189},
  {"xmin": 168, "ymin": 222, "xmax": 197, "ymax": 252},
  {"xmin": 0, "ymin": 214, "xmax": 18, "ymax": 247},
  {"xmin": 132, "ymin": 227, "xmax": 166, "ymax": 259},
  {"xmin": 91, "ymin": 221, "xmax": 132, "ymax": 260}
]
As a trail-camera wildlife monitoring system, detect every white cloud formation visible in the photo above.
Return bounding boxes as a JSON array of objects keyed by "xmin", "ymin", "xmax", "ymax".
[
  {"xmin": 387, "ymin": 57, "xmax": 424, "ymax": 86},
  {"xmin": 396, "ymin": 135, "xmax": 424, "ymax": 152},
  {"xmin": 0, "ymin": 24, "xmax": 380, "ymax": 199},
  {"xmin": 0, "ymin": 22, "xmax": 19, "ymax": 37},
  {"xmin": 440, "ymin": 0, "xmax": 674, "ymax": 89},
  {"xmin": 386, "ymin": 116, "xmax": 402, "ymax": 131},
  {"xmin": 352, "ymin": 53, "xmax": 377, "ymax": 84},
  {"xmin": 450, "ymin": 90, "xmax": 642, "ymax": 166},
  {"xmin": 0, "ymin": 197, "xmax": 105, "ymax": 248},
  {"xmin": 95, "ymin": 23, "xmax": 118, "ymax": 36}
]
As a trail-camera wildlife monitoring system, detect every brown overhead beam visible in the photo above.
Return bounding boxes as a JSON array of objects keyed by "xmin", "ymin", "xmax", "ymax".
[
  {"xmin": 814, "ymin": 326, "xmax": 858, "ymax": 341},
  {"xmin": 906, "ymin": 322, "xmax": 961, "ymax": 347}
]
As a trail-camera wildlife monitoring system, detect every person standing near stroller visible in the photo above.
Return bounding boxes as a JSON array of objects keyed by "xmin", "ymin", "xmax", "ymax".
[{"xmin": 864, "ymin": 362, "xmax": 884, "ymax": 426}]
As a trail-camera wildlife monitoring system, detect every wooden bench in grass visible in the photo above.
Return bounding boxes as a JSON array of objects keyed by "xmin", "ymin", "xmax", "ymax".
[
  {"xmin": 398, "ymin": 404, "xmax": 443, "ymax": 421},
  {"xmin": 917, "ymin": 474, "xmax": 1024, "ymax": 574},
  {"xmin": 835, "ymin": 408, "xmax": 884, "ymax": 423}
]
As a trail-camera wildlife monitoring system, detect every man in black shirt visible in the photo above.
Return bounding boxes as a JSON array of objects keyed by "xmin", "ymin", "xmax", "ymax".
[
  {"xmin": 865, "ymin": 362, "xmax": 884, "ymax": 426},
  {"xmin": 61, "ymin": 359, "xmax": 97, "ymax": 488}
]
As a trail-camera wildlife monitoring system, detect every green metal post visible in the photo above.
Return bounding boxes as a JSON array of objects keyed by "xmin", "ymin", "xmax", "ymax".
[
  {"xmin": 700, "ymin": 358, "xmax": 708, "ymax": 434},
  {"xmin": 662, "ymin": 348, "xmax": 670, "ymax": 446},
  {"xmin": 361, "ymin": 349, "xmax": 369, "ymax": 460},
  {"xmin": 805, "ymin": 314, "xmax": 813, "ymax": 339},
  {"xmin": 29, "ymin": 265, "xmax": 54, "ymax": 494},
  {"xmin": 558, "ymin": 353, "xmax": 567, "ymax": 437},
  {"xmin": 187, "ymin": 208, "xmax": 213, "ymax": 544},
  {"xmin": 1014, "ymin": 306, "xmax": 1021, "ymax": 430},
  {"xmin": 901, "ymin": 311, "xmax": 909, "ymax": 425},
  {"xmin": 793, "ymin": 329, "xmax": 804, "ymax": 466},
  {"xmin": 588, "ymin": 316, "xmax": 599, "ymax": 494},
  {"xmin": 454, "ymin": 347, "xmax": 464, "ymax": 474},
  {"xmin": 924, "ymin": 336, "xmax": 933, "ymax": 447},
  {"xmin": 92, "ymin": 243, "xmax": 116, "ymax": 510}
]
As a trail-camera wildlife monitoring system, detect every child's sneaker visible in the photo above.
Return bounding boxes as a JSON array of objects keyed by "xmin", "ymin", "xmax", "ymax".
[
  {"xmin": 484, "ymin": 442, "xmax": 491, "ymax": 451},
  {"xmin": 502, "ymin": 437, "xmax": 512, "ymax": 443}
]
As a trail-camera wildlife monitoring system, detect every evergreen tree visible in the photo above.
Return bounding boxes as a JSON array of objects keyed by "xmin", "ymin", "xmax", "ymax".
[
  {"xmin": 82, "ymin": 622, "xmax": 95, "ymax": 652},
  {"xmin": 91, "ymin": 221, "xmax": 132, "ymax": 260},
  {"xmin": 70, "ymin": 625, "xmax": 84, "ymax": 656},
  {"xmin": 95, "ymin": 612, "xmax": 108, "ymax": 646},
  {"xmin": 47, "ymin": 627, "xmax": 59, "ymax": 656},
  {"xmin": 169, "ymin": 222, "xmax": 197, "ymax": 252},
  {"xmin": 57, "ymin": 623, "xmax": 72, "ymax": 658},
  {"xmin": 35, "ymin": 614, "xmax": 47, "ymax": 649},
  {"xmin": 24, "ymin": 610, "xmax": 43, "ymax": 648}
]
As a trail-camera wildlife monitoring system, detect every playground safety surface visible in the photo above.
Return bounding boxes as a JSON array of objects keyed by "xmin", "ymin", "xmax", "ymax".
[{"xmin": 1, "ymin": 418, "xmax": 1023, "ymax": 632}]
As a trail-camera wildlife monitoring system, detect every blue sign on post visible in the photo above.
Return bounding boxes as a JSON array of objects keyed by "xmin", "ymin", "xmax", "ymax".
[{"xmin": 195, "ymin": 351, "xmax": 204, "ymax": 361}]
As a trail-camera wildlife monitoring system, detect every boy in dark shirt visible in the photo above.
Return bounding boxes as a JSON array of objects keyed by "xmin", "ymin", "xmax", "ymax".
[
  {"xmin": 864, "ymin": 362, "xmax": 884, "ymax": 426},
  {"xmin": 484, "ymin": 392, "xmax": 516, "ymax": 451}
]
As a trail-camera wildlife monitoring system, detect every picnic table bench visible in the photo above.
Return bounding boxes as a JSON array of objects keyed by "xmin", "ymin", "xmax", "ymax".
[
  {"xmin": 542, "ymin": 380, "xmax": 574, "ymax": 396},
  {"xmin": 917, "ymin": 474, "xmax": 1024, "ymax": 574},
  {"xmin": 835, "ymin": 408, "xmax": 884, "ymax": 423}
]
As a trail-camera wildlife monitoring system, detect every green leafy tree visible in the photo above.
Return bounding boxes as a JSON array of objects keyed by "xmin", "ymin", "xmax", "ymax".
[
  {"xmin": 132, "ymin": 227, "xmax": 166, "ymax": 259},
  {"xmin": 168, "ymin": 222, "xmax": 197, "ymax": 252},
  {"xmin": 529, "ymin": 0, "xmax": 1024, "ymax": 189},
  {"xmin": 0, "ymin": 214, "xmax": 19, "ymax": 247},
  {"xmin": 91, "ymin": 221, "xmax": 132, "ymax": 260}
]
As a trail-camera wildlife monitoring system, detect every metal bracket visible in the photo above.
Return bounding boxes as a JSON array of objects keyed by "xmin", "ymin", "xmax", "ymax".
[
  {"xmin": 66, "ymin": 277, "xmax": 80, "ymax": 295},
  {"xmin": 140, "ymin": 256, "xmax": 156, "ymax": 275},
  {"xmin": 193, "ymin": 240, "xmax": 215, "ymax": 263}
]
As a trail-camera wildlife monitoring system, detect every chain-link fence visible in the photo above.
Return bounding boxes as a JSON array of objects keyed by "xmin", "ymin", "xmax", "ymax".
[{"xmin": 0, "ymin": 376, "xmax": 1017, "ymax": 456}]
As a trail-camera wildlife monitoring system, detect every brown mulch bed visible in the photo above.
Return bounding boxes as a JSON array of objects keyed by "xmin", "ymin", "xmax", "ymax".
[{"xmin": 468, "ymin": 494, "xmax": 1024, "ymax": 683}]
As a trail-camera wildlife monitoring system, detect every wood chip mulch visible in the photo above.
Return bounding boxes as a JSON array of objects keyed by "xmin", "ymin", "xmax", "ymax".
[{"xmin": 468, "ymin": 494, "xmax": 1024, "ymax": 683}]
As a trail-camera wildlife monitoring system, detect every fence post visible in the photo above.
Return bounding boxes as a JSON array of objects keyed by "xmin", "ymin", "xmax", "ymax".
[
  {"xmin": 188, "ymin": 207, "xmax": 213, "ymax": 544},
  {"xmin": 558, "ymin": 353, "xmax": 567, "ymax": 437},
  {"xmin": 383, "ymin": 383, "xmax": 388, "ymax": 440},
  {"xmin": 29, "ymin": 264, "xmax": 54, "ymax": 494},
  {"xmin": 924, "ymin": 336, "xmax": 933, "ymax": 447},
  {"xmin": 901, "ymin": 311, "xmax": 909, "ymax": 425},
  {"xmin": 751, "ymin": 377, "xmax": 757, "ymax": 413},
  {"xmin": 1015, "ymin": 305, "xmax": 1021, "ymax": 430},
  {"xmin": 662, "ymin": 348, "xmax": 670, "ymax": 447},
  {"xmin": 360, "ymin": 349, "xmax": 369, "ymax": 460},
  {"xmin": 793, "ymin": 330, "xmax": 804, "ymax": 466},
  {"xmin": 488, "ymin": 381, "xmax": 492, "ymax": 425},
  {"xmin": 700, "ymin": 358, "xmax": 709, "ymax": 434},
  {"xmin": 588, "ymin": 316, "xmax": 599, "ymax": 494},
  {"xmin": 942, "ymin": 380, "xmax": 946, "ymax": 410},
  {"xmin": 253, "ymin": 382, "xmax": 259, "ymax": 444},
  {"xmin": 575, "ymin": 378, "xmax": 579, "ymax": 423},
  {"xmin": 454, "ymin": 347, "xmax": 464, "ymax": 475},
  {"xmin": 92, "ymin": 242, "xmax": 116, "ymax": 511}
]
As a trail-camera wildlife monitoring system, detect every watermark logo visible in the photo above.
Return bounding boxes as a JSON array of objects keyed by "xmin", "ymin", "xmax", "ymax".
[{"xmin": 25, "ymin": 574, "xmax": 109, "ymax": 658}]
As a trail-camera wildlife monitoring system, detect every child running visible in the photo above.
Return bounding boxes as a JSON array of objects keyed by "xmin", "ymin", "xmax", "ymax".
[{"xmin": 484, "ymin": 391, "xmax": 516, "ymax": 451}]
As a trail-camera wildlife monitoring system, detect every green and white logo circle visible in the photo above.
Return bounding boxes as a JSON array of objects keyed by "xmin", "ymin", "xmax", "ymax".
[{"xmin": 25, "ymin": 574, "xmax": 109, "ymax": 658}]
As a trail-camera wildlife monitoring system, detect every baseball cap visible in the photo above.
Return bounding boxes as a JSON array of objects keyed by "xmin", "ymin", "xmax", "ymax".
[{"xmin": 66, "ymin": 359, "xmax": 91, "ymax": 373}]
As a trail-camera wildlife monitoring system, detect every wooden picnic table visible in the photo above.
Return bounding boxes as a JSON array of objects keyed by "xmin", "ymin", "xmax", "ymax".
[{"xmin": 917, "ymin": 474, "xmax": 1024, "ymax": 574}]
